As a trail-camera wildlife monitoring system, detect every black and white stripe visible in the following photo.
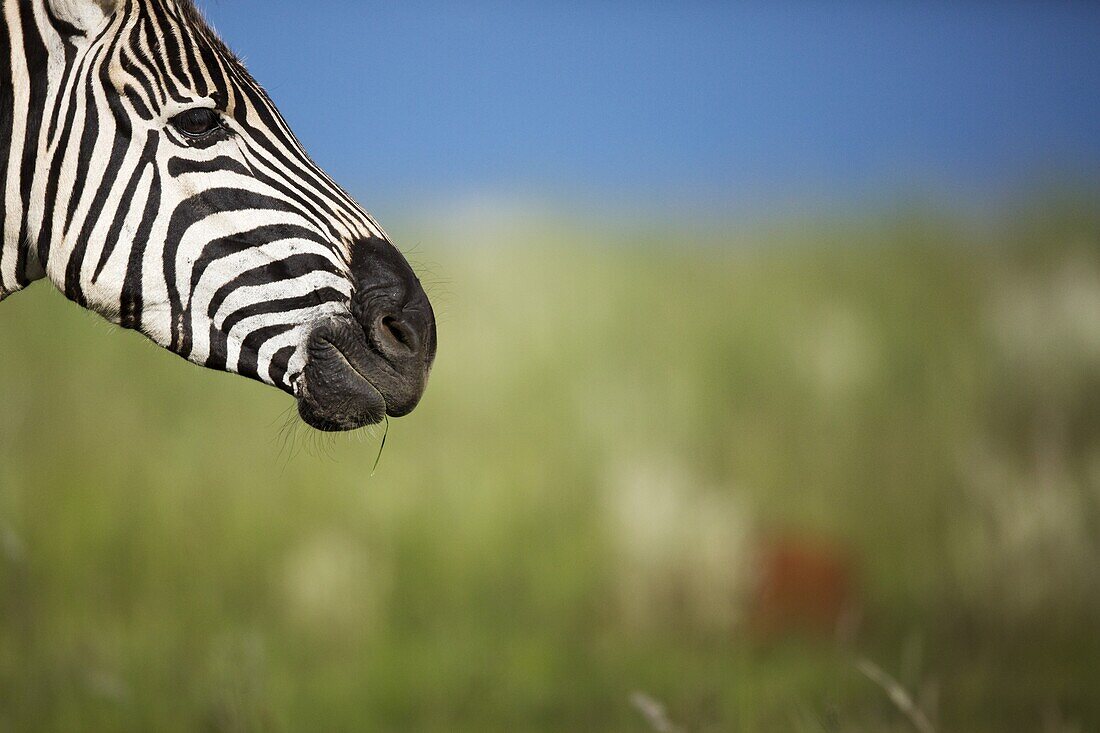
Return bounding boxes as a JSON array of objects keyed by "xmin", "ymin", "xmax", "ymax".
[{"xmin": 2, "ymin": 0, "xmax": 424, "ymax": 404}]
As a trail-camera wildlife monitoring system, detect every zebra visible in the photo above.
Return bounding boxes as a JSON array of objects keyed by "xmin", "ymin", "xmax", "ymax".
[{"xmin": 0, "ymin": 0, "xmax": 436, "ymax": 431}]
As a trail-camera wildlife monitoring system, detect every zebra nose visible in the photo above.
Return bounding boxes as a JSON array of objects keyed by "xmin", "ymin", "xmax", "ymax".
[
  {"xmin": 362, "ymin": 294, "xmax": 435, "ymax": 366},
  {"xmin": 349, "ymin": 236, "xmax": 437, "ymax": 370},
  {"xmin": 371, "ymin": 311, "xmax": 421, "ymax": 358}
]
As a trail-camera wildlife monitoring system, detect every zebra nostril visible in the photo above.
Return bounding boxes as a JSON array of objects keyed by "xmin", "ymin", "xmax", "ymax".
[{"xmin": 373, "ymin": 314, "xmax": 419, "ymax": 356}]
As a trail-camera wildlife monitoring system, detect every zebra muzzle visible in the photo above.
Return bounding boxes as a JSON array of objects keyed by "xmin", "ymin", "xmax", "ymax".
[
  {"xmin": 297, "ymin": 237, "xmax": 436, "ymax": 431},
  {"xmin": 296, "ymin": 312, "xmax": 433, "ymax": 432}
]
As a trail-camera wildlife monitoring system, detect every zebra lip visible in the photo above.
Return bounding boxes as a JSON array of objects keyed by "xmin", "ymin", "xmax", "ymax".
[{"xmin": 296, "ymin": 322, "xmax": 388, "ymax": 432}]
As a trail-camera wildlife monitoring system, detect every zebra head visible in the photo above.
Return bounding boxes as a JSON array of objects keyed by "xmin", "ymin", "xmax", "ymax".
[{"xmin": 1, "ymin": 0, "xmax": 436, "ymax": 431}]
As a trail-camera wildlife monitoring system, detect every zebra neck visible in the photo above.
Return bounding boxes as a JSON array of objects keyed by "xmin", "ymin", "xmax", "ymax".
[{"xmin": 1, "ymin": 0, "xmax": 75, "ymax": 301}]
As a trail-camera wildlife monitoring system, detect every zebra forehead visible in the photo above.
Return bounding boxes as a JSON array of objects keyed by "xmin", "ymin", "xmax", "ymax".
[
  {"xmin": 116, "ymin": 0, "xmax": 276, "ymax": 111},
  {"xmin": 106, "ymin": 0, "xmax": 244, "ymax": 69}
]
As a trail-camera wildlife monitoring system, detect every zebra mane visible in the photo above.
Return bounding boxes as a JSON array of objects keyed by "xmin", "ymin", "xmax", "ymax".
[{"xmin": 172, "ymin": 0, "xmax": 244, "ymax": 68}]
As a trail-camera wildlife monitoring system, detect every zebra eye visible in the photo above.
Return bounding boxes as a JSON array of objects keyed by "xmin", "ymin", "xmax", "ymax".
[{"xmin": 170, "ymin": 108, "xmax": 222, "ymax": 138}]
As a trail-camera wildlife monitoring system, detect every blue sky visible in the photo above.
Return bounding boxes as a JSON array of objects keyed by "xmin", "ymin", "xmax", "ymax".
[{"xmin": 201, "ymin": 2, "xmax": 1100, "ymax": 219}]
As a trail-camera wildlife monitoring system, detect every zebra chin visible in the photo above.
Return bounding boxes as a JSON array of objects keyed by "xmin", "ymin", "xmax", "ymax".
[{"xmin": 294, "ymin": 316, "xmax": 432, "ymax": 432}]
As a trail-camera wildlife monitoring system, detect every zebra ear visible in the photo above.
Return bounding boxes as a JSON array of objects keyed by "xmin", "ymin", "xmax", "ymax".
[{"xmin": 45, "ymin": 0, "xmax": 118, "ymax": 35}]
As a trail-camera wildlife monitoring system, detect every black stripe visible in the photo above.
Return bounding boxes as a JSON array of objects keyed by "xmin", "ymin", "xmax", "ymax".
[
  {"xmin": 141, "ymin": 6, "xmax": 189, "ymax": 106},
  {"xmin": 37, "ymin": 40, "xmax": 92, "ymax": 270},
  {"xmin": 190, "ymin": 225, "xmax": 328, "ymax": 295},
  {"xmin": 0, "ymin": 4, "xmax": 13, "ymax": 276},
  {"xmin": 167, "ymin": 154, "xmax": 251, "ymax": 178},
  {"xmin": 220, "ymin": 287, "xmax": 346, "ymax": 334},
  {"xmin": 122, "ymin": 82, "xmax": 154, "ymax": 121},
  {"xmin": 90, "ymin": 138, "xmax": 153, "ymax": 283},
  {"xmin": 268, "ymin": 345, "xmax": 297, "ymax": 391},
  {"xmin": 206, "ymin": 252, "xmax": 343, "ymax": 319},
  {"xmin": 122, "ymin": 21, "xmax": 164, "ymax": 116},
  {"xmin": 121, "ymin": 139, "xmax": 161, "ymax": 331},
  {"xmin": 237, "ymin": 323, "xmax": 295, "ymax": 381},
  {"xmin": 206, "ymin": 323, "xmax": 228, "ymax": 372},
  {"xmin": 44, "ymin": 38, "xmax": 80, "ymax": 145},
  {"xmin": 15, "ymin": 8, "xmax": 50, "ymax": 286},
  {"xmin": 176, "ymin": 6, "xmax": 209, "ymax": 99},
  {"xmin": 61, "ymin": 53, "xmax": 105, "ymax": 291},
  {"xmin": 155, "ymin": 2, "xmax": 196, "ymax": 94},
  {"xmin": 70, "ymin": 125, "xmax": 130, "ymax": 296}
]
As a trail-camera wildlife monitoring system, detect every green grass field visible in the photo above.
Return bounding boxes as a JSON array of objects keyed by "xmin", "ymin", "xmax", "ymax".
[{"xmin": 2, "ymin": 199, "xmax": 1099, "ymax": 731}]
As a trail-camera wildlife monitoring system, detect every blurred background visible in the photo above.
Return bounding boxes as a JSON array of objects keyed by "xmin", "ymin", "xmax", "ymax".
[{"xmin": 3, "ymin": 1, "xmax": 1100, "ymax": 730}]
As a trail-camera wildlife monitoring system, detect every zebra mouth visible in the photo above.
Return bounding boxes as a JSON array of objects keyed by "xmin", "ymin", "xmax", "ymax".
[
  {"xmin": 296, "ymin": 315, "xmax": 430, "ymax": 432},
  {"xmin": 297, "ymin": 319, "xmax": 387, "ymax": 431}
]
